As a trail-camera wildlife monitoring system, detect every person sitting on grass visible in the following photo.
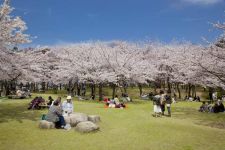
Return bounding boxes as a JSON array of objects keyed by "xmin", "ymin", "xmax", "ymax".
[
  {"xmin": 114, "ymin": 95, "xmax": 126, "ymax": 108},
  {"xmin": 47, "ymin": 96, "xmax": 54, "ymax": 107},
  {"xmin": 62, "ymin": 96, "xmax": 74, "ymax": 117},
  {"xmin": 108, "ymin": 98, "xmax": 116, "ymax": 108},
  {"xmin": 207, "ymin": 102, "xmax": 213, "ymax": 112},
  {"xmin": 46, "ymin": 99, "xmax": 66, "ymax": 129},
  {"xmin": 27, "ymin": 96, "xmax": 45, "ymax": 110},
  {"xmin": 16, "ymin": 89, "xmax": 23, "ymax": 97},
  {"xmin": 118, "ymin": 102, "xmax": 126, "ymax": 109},
  {"xmin": 212, "ymin": 102, "xmax": 220, "ymax": 113},
  {"xmin": 104, "ymin": 98, "xmax": 111, "ymax": 106},
  {"xmin": 50, "ymin": 97, "xmax": 62, "ymax": 107},
  {"xmin": 198, "ymin": 102, "xmax": 208, "ymax": 112},
  {"xmin": 103, "ymin": 95, "xmax": 108, "ymax": 103},
  {"xmin": 122, "ymin": 93, "xmax": 132, "ymax": 102},
  {"xmin": 114, "ymin": 95, "xmax": 120, "ymax": 105},
  {"xmin": 91, "ymin": 94, "xmax": 95, "ymax": 100},
  {"xmin": 217, "ymin": 100, "xmax": 225, "ymax": 112}
]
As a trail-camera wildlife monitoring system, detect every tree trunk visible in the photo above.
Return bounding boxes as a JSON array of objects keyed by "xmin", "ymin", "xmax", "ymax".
[
  {"xmin": 188, "ymin": 84, "xmax": 191, "ymax": 97},
  {"xmin": 59, "ymin": 84, "xmax": 62, "ymax": 90},
  {"xmin": 112, "ymin": 84, "xmax": 116, "ymax": 99},
  {"xmin": 160, "ymin": 80, "xmax": 165, "ymax": 90},
  {"xmin": 91, "ymin": 83, "xmax": 96, "ymax": 99},
  {"xmin": 77, "ymin": 83, "xmax": 80, "ymax": 96},
  {"xmin": 167, "ymin": 77, "xmax": 171, "ymax": 93},
  {"xmin": 123, "ymin": 86, "xmax": 127, "ymax": 94},
  {"xmin": 0, "ymin": 81, "xmax": 2, "ymax": 97},
  {"xmin": 138, "ymin": 83, "xmax": 142, "ymax": 96},
  {"xmin": 153, "ymin": 83, "xmax": 157, "ymax": 94},
  {"xmin": 46, "ymin": 82, "xmax": 49, "ymax": 91},
  {"xmin": 176, "ymin": 83, "xmax": 181, "ymax": 99},
  {"xmin": 5, "ymin": 81, "xmax": 10, "ymax": 96},
  {"xmin": 81, "ymin": 83, "xmax": 86, "ymax": 97},
  {"xmin": 191, "ymin": 85, "xmax": 196, "ymax": 98},
  {"xmin": 19, "ymin": 83, "xmax": 23, "ymax": 89},
  {"xmin": 99, "ymin": 83, "xmax": 103, "ymax": 101},
  {"xmin": 26, "ymin": 82, "xmax": 30, "ymax": 91},
  {"xmin": 53, "ymin": 84, "xmax": 58, "ymax": 94},
  {"xmin": 208, "ymin": 87, "xmax": 213, "ymax": 103},
  {"xmin": 67, "ymin": 80, "xmax": 74, "ymax": 96},
  {"xmin": 30, "ymin": 83, "xmax": 34, "ymax": 92},
  {"xmin": 35, "ymin": 83, "xmax": 39, "ymax": 92},
  {"xmin": 41, "ymin": 82, "xmax": 46, "ymax": 92}
]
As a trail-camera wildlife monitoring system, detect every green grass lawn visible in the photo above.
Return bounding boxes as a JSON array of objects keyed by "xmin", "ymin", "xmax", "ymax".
[{"xmin": 0, "ymin": 94, "xmax": 225, "ymax": 150}]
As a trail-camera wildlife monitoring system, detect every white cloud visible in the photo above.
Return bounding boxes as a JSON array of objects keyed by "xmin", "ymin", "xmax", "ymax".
[{"xmin": 181, "ymin": 0, "xmax": 223, "ymax": 5}]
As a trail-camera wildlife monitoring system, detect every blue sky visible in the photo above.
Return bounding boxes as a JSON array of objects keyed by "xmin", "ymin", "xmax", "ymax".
[{"xmin": 2, "ymin": 0, "xmax": 225, "ymax": 46}]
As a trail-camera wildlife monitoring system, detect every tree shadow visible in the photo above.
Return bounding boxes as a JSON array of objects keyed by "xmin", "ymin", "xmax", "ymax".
[
  {"xmin": 0, "ymin": 102, "xmax": 45, "ymax": 124},
  {"xmin": 172, "ymin": 106, "xmax": 225, "ymax": 130}
]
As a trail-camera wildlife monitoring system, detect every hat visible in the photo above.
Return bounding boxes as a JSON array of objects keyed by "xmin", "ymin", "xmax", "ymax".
[{"xmin": 66, "ymin": 96, "xmax": 72, "ymax": 100}]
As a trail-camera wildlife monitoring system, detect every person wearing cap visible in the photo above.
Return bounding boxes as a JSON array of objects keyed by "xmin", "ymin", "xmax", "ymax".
[{"xmin": 62, "ymin": 96, "xmax": 74, "ymax": 116}]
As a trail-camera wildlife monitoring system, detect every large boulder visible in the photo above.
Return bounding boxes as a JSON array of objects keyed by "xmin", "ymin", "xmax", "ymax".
[
  {"xmin": 64, "ymin": 116, "xmax": 71, "ymax": 124},
  {"xmin": 75, "ymin": 121, "xmax": 99, "ymax": 133},
  {"xmin": 39, "ymin": 120, "xmax": 55, "ymax": 129},
  {"xmin": 69, "ymin": 113, "xmax": 88, "ymax": 127},
  {"xmin": 88, "ymin": 115, "xmax": 101, "ymax": 123}
]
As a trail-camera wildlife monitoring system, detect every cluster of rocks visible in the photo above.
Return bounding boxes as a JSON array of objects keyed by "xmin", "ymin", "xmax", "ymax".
[{"xmin": 39, "ymin": 112, "xmax": 100, "ymax": 133}]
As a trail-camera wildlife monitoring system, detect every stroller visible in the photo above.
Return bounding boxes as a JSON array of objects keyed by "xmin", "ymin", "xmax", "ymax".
[{"xmin": 28, "ymin": 97, "xmax": 45, "ymax": 110}]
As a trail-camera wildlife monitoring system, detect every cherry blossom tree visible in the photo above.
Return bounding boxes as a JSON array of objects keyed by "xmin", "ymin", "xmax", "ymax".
[
  {"xmin": 193, "ymin": 20, "xmax": 225, "ymax": 90},
  {"xmin": 0, "ymin": 0, "xmax": 30, "ymax": 48}
]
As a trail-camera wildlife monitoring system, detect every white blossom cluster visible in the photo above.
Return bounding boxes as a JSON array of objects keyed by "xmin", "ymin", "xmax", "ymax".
[{"xmin": 0, "ymin": 0, "xmax": 224, "ymax": 89}]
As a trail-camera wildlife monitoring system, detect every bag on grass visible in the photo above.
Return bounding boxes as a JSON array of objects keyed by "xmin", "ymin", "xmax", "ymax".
[{"xmin": 41, "ymin": 114, "xmax": 46, "ymax": 120}]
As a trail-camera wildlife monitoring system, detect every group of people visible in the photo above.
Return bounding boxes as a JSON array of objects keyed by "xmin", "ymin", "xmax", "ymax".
[
  {"xmin": 104, "ymin": 95, "xmax": 126, "ymax": 109},
  {"xmin": 16, "ymin": 88, "xmax": 31, "ymax": 98},
  {"xmin": 152, "ymin": 90, "xmax": 172, "ymax": 117},
  {"xmin": 28, "ymin": 96, "xmax": 45, "ymax": 110},
  {"xmin": 44, "ymin": 96, "xmax": 74, "ymax": 129},
  {"xmin": 199, "ymin": 100, "xmax": 225, "ymax": 113},
  {"xmin": 184, "ymin": 96, "xmax": 201, "ymax": 102}
]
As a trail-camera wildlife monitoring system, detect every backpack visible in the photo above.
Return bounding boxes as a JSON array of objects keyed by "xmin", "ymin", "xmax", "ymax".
[{"xmin": 41, "ymin": 114, "xmax": 46, "ymax": 120}]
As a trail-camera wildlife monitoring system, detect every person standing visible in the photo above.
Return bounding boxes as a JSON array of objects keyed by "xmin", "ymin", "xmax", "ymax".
[
  {"xmin": 165, "ymin": 92, "xmax": 172, "ymax": 117},
  {"xmin": 160, "ymin": 91, "xmax": 166, "ymax": 115},
  {"xmin": 152, "ymin": 92, "xmax": 162, "ymax": 117}
]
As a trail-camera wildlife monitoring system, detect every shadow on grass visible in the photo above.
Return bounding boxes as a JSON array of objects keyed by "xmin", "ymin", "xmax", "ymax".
[
  {"xmin": 172, "ymin": 106, "xmax": 225, "ymax": 130},
  {"xmin": 0, "ymin": 102, "xmax": 44, "ymax": 124}
]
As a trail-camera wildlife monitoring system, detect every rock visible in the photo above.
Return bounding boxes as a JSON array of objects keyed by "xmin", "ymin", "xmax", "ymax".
[
  {"xmin": 64, "ymin": 116, "xmax": 71, "ymax": 124},
  {"xmin": 75, "ymin": 121, "xmax": 99, "ymax": 133},
  {"xmin": 88, "ymin": 115, "xmax": 101, "ymax": 123},
  {"xmin": 69, "ymin": 113, "xmax": 88, "ymax": 127},
  {"xmin": 39, "ymin": 120, "xmax": 55, "ymax": 129}
]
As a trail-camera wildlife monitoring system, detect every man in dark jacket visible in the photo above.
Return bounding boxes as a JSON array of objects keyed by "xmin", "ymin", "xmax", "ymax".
[{"xmin": 165, "ymin": 92, "xmax": 172, "ymax": 117}]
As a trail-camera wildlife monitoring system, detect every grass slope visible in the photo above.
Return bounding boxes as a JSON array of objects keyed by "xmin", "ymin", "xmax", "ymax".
[{"xmin": 0, "ymin": 94, "xmax": 225, "ymax": 150}]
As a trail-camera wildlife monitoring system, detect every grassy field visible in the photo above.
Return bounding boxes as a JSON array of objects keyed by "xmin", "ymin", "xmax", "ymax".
[{"xmin": 0, "ymin": 94, "xmax": 225, "ymax": 150}]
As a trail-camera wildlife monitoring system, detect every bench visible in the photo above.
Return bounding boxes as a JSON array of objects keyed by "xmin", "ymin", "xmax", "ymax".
[{"xmin": 39, "ymin": 103, "xmax": 48, "ymax": 109}]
